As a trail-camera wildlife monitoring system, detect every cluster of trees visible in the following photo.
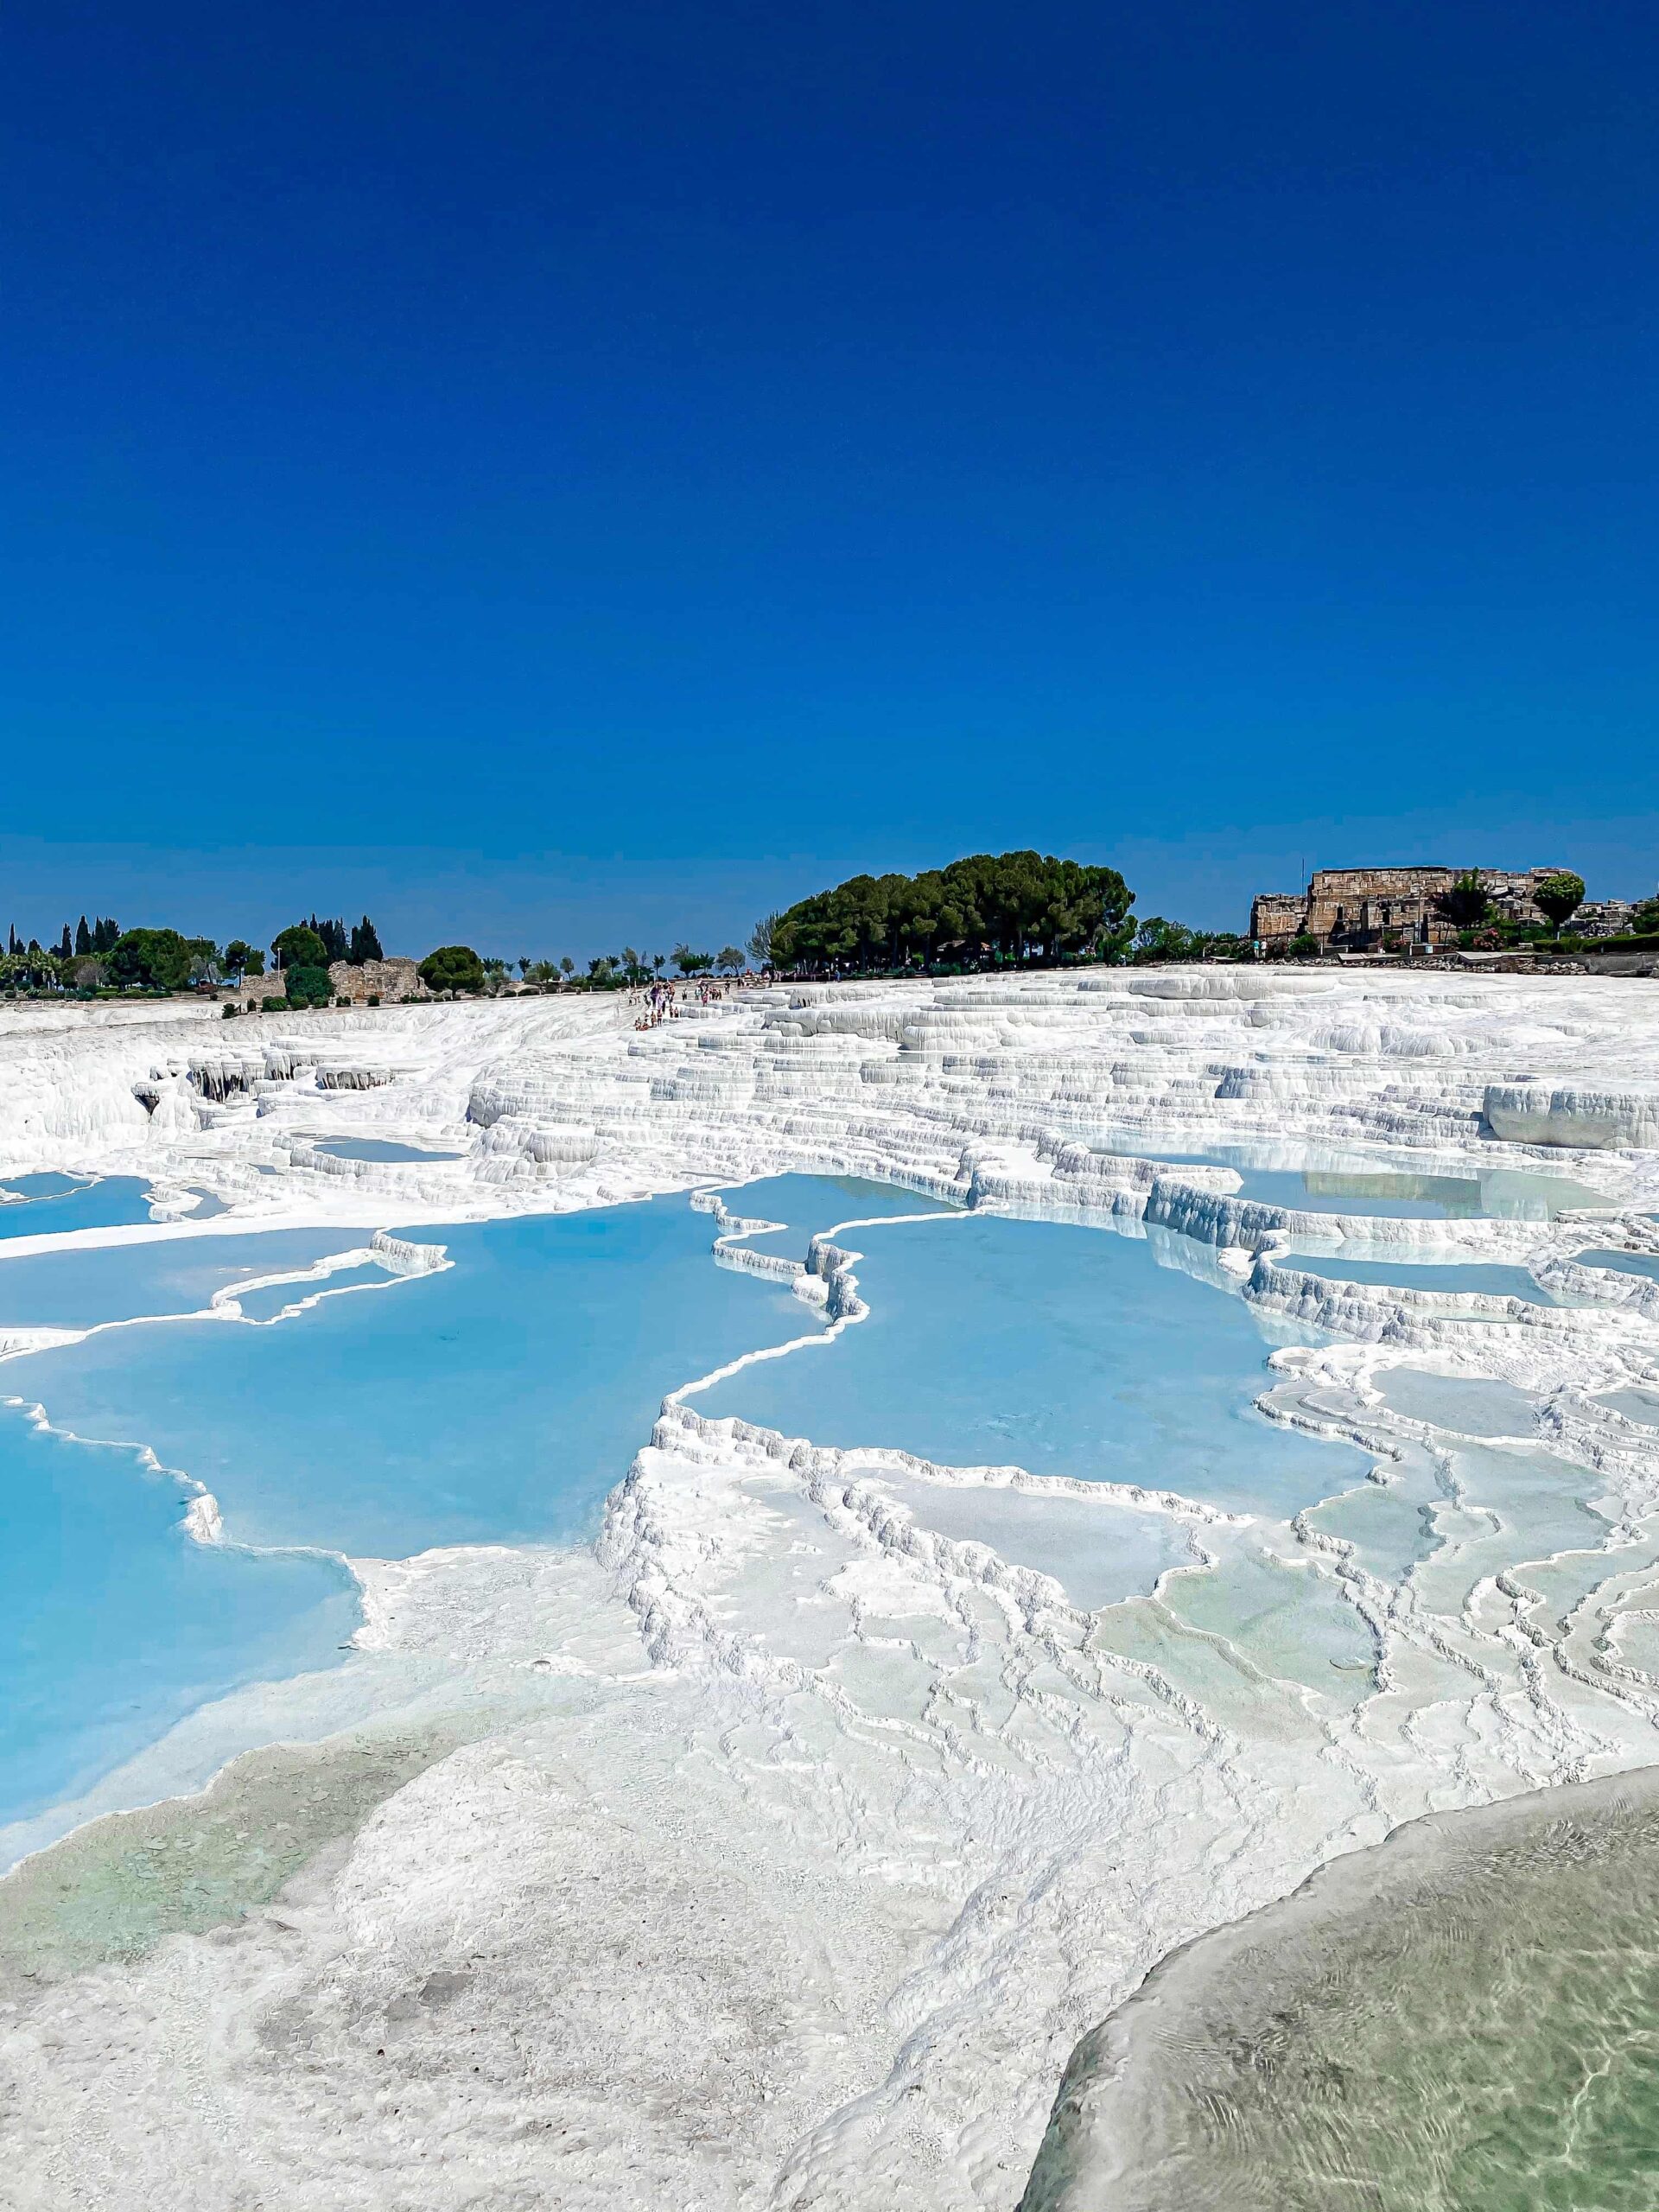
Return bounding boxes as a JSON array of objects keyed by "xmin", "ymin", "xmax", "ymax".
[
  {"xmin": 1436, "ymin": 870, "xmax": 1587, "ymax": 947},
  {"xmin": 284, "ymin": 913, "xmax": 384, "ymax": 964},
  {"xmin": 759, "ymin": 852, "xmax": 1135, "ymax": 976},
  {"xmin": 410, "ymin": 944, "xmax": 753, "ymax": 998},
  {"xmin": 0, "ymin": 911, "xmax": 392, "ymax": 1000}
]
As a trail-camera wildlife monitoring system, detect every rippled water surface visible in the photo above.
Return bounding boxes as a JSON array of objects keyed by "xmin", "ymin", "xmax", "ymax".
[{"xmin": 1022, "ymin": 1770, "xmax": 1659, "ymax": 2212}]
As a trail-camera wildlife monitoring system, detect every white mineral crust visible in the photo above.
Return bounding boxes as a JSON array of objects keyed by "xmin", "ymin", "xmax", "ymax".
[{"xmin": 1, "ymin": 973, "xmax": 1658, "ymax": 2208}]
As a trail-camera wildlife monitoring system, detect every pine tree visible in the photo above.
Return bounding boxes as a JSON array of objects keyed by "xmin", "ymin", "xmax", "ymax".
[{"xmin": 75, "ymin": 915, "xmax": 92, "ymax": 956}]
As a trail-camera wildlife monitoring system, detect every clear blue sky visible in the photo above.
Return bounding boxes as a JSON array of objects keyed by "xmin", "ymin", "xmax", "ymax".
[{"xmin": 5, "ymin": 0, "xmax": 1657, "ymax": 959}]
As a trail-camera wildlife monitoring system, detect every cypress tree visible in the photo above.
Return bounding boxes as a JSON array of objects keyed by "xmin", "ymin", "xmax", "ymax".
[
  {"xmin": 349, "ymin": 915, "xmax": 384, "ymax": 964},
  {"xmin": 75, "ymin": 915, "xmax": 92, "ymax": 956}
]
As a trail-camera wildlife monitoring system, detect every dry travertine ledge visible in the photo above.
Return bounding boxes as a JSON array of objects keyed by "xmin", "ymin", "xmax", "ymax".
[{"xmin": 0, "ymin": 972, "xmax": 1657, "ymax": 2209}]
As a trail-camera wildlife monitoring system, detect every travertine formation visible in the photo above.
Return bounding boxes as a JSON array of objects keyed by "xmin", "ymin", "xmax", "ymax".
[{"xmin": 0, "ymin": 974, "xmax": 1657, "ymax": 2210}]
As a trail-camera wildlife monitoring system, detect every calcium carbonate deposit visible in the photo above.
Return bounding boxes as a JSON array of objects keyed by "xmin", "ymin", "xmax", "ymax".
[{"xmin": 2, "ymin": 970, "xmax": 1659, "ymax": 2209}]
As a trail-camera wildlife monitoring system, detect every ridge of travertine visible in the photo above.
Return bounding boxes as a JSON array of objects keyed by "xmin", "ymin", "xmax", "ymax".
[{"xmin": 0, "ymin": 973, "xmax": 1657, "ymax": 2210}]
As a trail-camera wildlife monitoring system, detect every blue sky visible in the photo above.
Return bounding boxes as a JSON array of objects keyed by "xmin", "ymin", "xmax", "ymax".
[{"xmin": 5, "ymin": 1, "xmax": 1657, "ymax": 958}]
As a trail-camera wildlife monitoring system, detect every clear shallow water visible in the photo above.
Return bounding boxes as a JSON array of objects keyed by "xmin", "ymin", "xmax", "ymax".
[
  {"xmin": 0, "ymin": 1420, "xmax": 354, "ymax": 1828},
  {"xmin": 712, "ymin": 1171, "xmax": 957, "ymax": 1238},
  {"xmin": 868, "ymin": 1474, "xmax": 1196, "ymax": 1611},
  {"xmin": 0, "ymin": 1175, "xmax": 156, "ymax": 1240},
  {"xmin": 311, "ymin": 1137, "xmax": 466, "ymax": 1163},
  {"xmin": 1020, "ymin": 1769, "xmax": 1659, "ymax": 2212},
  {"xmin": 231, "ymin": 1260, "xmax": 395, "ymax": 1325},
  {"xmin": 1381, "ymin": 1368, "xmax": 1538, "ymax": 1438},
  {"xmin": 0, "ymin": 1229, "xmax": 376, "ymax": 1332},
  {"xmin": 1602, "ymin": 1389, "xmax": 1659, "ymax": 1427},
  {"xmin": 0, "ymin": 1185, "xmax": 891, "ymax": 1831},
  {"xmin": 1578, "ymin": 1248, "xmax": 1659, "ymax": 1285},
  {"xmin": 698, "ymin": 1213, "xmax": 1365, "ymax": 1516},
  {"xmin": 1279, "ymin": 1251, "xmax": 1571, "ymax": 1305},
  {"xmin": 0, "ymin": 1191, "xmax": 845, "ymax": 1562},
  {"xmin": 1090, "ymin": 1135, "xmax": 1611, "ymax": 1220}
]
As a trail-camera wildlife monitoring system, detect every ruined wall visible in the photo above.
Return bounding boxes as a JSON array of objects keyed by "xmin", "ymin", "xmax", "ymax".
[
  {"xmin": 327, "ymin": 957, "xmax": 426, "ymax": 1004},
  {"xmin": 1250, "ymin": 866, "xmax": 1572, "ymax": 949}
]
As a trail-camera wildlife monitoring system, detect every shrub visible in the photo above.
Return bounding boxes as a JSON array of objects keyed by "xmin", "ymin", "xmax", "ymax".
[
  {"xmin": 1534, "ymin": 871, "xmax": 1586, "ymax": 934},
  {"xmin": 367, "ymin": 993, "xmax": 380, "ymax": 1007},
  {"xmin": 336, "ymin": 995, "xmax": 351, "ymax": 1007},
  {"xmin": 418, "ymin": 944, "xmax": 486, "ymax": 995},
  {"xmin": 283, "ymin": 965, "xmax": 333, "ymax": 1008},
  {"xmin": 222, "ymin": 1004, "xmax": 238, "ymax": 1019}
]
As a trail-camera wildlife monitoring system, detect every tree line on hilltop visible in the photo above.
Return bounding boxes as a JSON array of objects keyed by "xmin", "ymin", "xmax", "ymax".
[
  {"xmin": 0, "ymin": 913, "xmax": 387, "ymax": 1001},
  {"xmin": 1, "ymin": 846, "xmax": 1294, "ymax": 1007},
  {"xmin": 748, "ymin": 851, "xmax": 1248, "ymax": 976}
]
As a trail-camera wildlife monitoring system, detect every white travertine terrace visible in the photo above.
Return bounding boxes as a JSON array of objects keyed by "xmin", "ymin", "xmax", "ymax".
[{"xmin": 0, "ymin": 972, "xmax": 1658, "ymax": 2209}]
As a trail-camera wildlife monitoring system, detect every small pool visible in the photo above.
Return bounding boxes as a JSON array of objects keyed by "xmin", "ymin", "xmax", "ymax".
[
  {"xmin": 311, "ymin": 1138, "xmax": 467, "ymax": 1164},
  {"xmin": 0, "ymin": 1176, "xmax": 157, "ymax": 1241},
  {"xmin": 696, "ymin": 1211, "xmax": 1365, "ymax": 1517},
  {"xmin": 1277, "ymin": 1253, "xmax": 1571, "ymax": 1306},
  {"xmin": 1575, "ymin": 1249, "xmax": 1659, "ymax": 1286},
  {"xmin": 0, "ymin": 1229, "xmax": 378, "ymax": 1332},
  {"xmin": 1090, "ymin": 1135, "xmax": 1611, "ymax": 1221}
]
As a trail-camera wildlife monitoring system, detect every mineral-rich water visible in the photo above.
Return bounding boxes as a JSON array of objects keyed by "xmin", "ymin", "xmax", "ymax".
[
  {"xmin": 0, "ymin": 1227, "xmax": 380, "ymax": 1332},
  {"xmin": 1020, "ymin": 1769, "xmax": 1659, "ymax": 2212},
  {"xmin": 1089, "ymin": 1135, "xmax": 1611, "ymax": 1219},
  {"xmin": 696, "ymin": 1211, "xmax": 1364, "ymax": 1516},
  {"xmin": 0, "ymin": 1174, "xmax": 157, "ymax": 1240}
]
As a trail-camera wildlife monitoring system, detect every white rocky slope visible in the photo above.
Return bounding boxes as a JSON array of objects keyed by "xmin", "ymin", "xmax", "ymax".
[{"xmin": 1, "ymin": 973, "xmax": 1658, "ymax": 2209}]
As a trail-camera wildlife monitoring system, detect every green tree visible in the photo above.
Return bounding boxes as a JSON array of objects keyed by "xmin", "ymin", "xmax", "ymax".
[
  {"xmin": 348, "ymin": 915, "xmax": 383, "ymax": 964},
  {"xmin": 747, "ymin": 914, "xmax": 779, "ymax": 969},
  {"xmin": 560, "ymin": 956, "xmax": 575, "ymax": 978},
  {"xmin": 285, "ymin": 964, "xmax": 333, "ymax": 1007},
  {"xmin": 107, "ymin": 928, "xmax": 194, "ymax": 991},
  {"xmin": 272, "ymin": 924, "xmax": 328, "ymax": 972},
  {"xmin": 223, "ymin": 938, "xmax": 264, "ymax": 980},
  {"xmin": 672, "ymin": 944, "xmax": 713, "ymax": 976},
  {"xmin": 717, "ymin": 945, "xmax": 744, "ymax": 974},
  {"xmin": 419, "ymin": 944, "xmax": 486, "ymax": 995},
  {"xmin": 1534, "ymin": 871, "xmax": 1586, "ymax": 936},
  {"xmin": 1437, "ymin": 872, "xmax": 1491, "ymax": 929}
]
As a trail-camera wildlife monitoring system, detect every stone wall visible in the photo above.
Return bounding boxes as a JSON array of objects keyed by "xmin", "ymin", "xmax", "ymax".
[
  {"xmin": 327, "ymin": 957, "xmax": 425, "ymax": 1004},
  {"xmin": 1251, "ymin": 866, "xmax": 1573, "ymax": 951}
]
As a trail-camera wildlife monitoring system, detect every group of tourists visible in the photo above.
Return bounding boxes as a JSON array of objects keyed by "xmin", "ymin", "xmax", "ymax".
[{"xmin": 628, "ymin": 973, "xmax": 755, "ymax": 1030}]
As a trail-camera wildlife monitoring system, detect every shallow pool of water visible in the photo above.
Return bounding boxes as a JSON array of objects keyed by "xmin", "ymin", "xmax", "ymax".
[
  {"xmin": 865, "ymin": 1472, "xmax": 1196, "ymax": 1610},
  {"xmin": 0, "ymin": 1192, "xmax": 837, "ymax": 1562},
  {"xmin": 697, "ymin": 1212, "xmax": 1365, "ymax": 1516},
  {"xmin": 1091, "ymin": 1135, "xmax": 1612, "ymax": 1220},
  {"xmin": 0, "ymin": 1229, "xmax": 376, "ymax": 1332},
  {"xmin": 311, "ymin": 1138, "xmax": 467, "ymax": 1164},
  {"xmin": 1278, "ymin": 1252, "xmax": 1571, "ymax": 1305},
  {"xmin": 1577, "ymin": 1248, "xmax": 1659, "ymax": 1285},
  {"xmin": 0, "ymin": 1419, "xmax": 355, "ymax": 1830},
  {"xmin": 1020, "ymin": 1769, "xmax": 1659, "ymax": 2212},
  {"xmin": 0, "ymin": 1176, "xmax": 157, "ymax": 1241}
]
